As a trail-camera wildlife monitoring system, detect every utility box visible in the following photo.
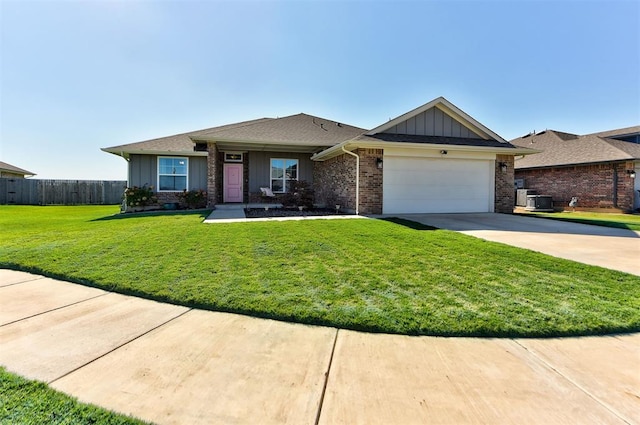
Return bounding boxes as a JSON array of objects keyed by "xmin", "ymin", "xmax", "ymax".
[
  {"xmin": 516, "ymin": 189, "xmax": 537, "ymax": 207},
  {"xmin": 525, "ymin": 195, "xmax": 553, "ymax": 212}
]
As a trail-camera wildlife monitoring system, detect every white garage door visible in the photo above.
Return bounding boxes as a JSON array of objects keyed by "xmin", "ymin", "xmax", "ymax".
[{"xmin": 383, "ymin": 157, "xmax": 493, "ymax": 214}]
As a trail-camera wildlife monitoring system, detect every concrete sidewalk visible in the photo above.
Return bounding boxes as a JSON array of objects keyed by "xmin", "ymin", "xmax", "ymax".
[{"xmin": 1, "ymin": 270, "xmax": 638, "ymax": 424}]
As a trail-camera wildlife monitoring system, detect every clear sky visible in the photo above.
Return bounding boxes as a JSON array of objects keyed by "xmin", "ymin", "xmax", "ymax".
[{"xmin": 1, "ymin": 0, "xmax": 639, "ymax": 180}]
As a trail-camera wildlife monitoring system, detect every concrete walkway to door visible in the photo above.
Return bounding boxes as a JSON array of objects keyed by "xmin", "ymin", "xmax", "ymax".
[
  {"xmin": 394, "ymin": 213, "xmax": 640, "ymax": 276},
  {"xmin": 1, "ymin": 269, "xmax": 639, "ymax": 425}
]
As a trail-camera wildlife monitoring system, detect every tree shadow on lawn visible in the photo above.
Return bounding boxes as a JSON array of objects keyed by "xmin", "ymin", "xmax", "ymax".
[
  {"xmin": 91, "ymin": 209, "xmax": 212, "ymax": 222},
  {"xmin": 378, "ymin": 217, "xmax": 439, "ymax": 231}
]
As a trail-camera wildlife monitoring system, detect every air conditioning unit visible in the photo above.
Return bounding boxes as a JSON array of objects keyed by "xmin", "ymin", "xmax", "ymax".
[
  {"xmin": 525, "ymin": 195, "xmax": 553, "ymax": 212},
  {"xmin": 516, "ymin": 189, "xmax": 537, "ymax": 206}
]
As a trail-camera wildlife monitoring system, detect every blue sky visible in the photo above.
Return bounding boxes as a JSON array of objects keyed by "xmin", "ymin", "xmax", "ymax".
[{"xmin": 1, "ymin": 0, "xmax": 638, "ymax": 180}]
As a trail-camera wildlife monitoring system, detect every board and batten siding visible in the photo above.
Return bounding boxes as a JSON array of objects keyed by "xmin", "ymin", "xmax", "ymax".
[
  {"xmin": 128, "ymin": 154, "xmax": 207, "ymax": 190},
  {"xmin": 383, "ymin": 106, "xmax": 482, "ymax": 139},
  {"xmin": 248, "ymin": 151, "xmax": 314, "ymax": 193}
]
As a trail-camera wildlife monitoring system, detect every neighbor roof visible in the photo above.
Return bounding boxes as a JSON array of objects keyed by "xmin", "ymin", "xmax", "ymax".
[
  {"xmin": 511, "ymin": 129, "xmax": 640, "ymax": 169},
  {"xmin": 0, "ymin": 161, "xmax": 35, "ymax": 176},
  {"xmin": 588, "ymin": 125, "xmax": 640, "ymax": 139}
]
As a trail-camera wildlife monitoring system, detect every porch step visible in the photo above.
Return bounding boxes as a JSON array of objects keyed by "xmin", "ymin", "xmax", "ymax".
[{"xmin": 214, "ymin": 204, "xmax": 245, "ymax": 210}]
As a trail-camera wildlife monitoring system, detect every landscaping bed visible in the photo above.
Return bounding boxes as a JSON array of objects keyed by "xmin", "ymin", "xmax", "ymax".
[{"xmin": 244, "ymin": 207, "xmax": 351, "ymax": 218}]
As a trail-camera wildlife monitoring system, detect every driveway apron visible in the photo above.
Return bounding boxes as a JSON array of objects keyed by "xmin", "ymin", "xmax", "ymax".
[
  {"xmin": 395, "ymin": 213, "xmax": 640, "ymax": 276},
  {"xmin": 1, "ymin": 270, "xmax": 638, "ymax": 424}
]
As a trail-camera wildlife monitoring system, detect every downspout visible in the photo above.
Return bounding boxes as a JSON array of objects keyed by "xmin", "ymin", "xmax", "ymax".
[{"xmin": 342, "ymin": 146, "xmax": 359, "ymax": 215}]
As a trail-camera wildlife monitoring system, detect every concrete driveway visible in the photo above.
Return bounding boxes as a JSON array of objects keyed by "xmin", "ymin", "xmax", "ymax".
[
  {"xmin": 394, "ymin": 213, "xmax": 640, "ymax": 276},
  {"xmin": 1, "ymin": 269, "xmax": 639, "ymax": 425}
]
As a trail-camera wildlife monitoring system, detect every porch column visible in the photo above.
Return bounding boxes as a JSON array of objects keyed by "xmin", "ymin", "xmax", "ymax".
[{"xmin": 207, "ymin": 143, "xmax": 218, "ymax": 207}]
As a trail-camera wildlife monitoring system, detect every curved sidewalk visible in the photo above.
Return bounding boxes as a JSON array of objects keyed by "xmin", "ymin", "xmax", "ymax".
[{"xmin": 1, "ymin": 269, "xmax": 638, "ymax": 425}]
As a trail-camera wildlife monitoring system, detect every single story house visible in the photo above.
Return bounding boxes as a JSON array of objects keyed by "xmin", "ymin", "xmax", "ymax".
[
  {"xmin": 102, "ymin": 97, "xmax": 536, "ymax": 214},
  {"xmin": 511, "ymin": 126, "xmax": 640, "ymax": 212},
  {"xmin": 0, "ymin": 161, "xmax": 35, "ymax": 178}
]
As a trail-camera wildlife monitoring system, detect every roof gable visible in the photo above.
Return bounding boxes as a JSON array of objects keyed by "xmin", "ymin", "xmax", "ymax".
[{"xmin": 366, "ymin": 97, "xmax": 507, "ymax": 143}]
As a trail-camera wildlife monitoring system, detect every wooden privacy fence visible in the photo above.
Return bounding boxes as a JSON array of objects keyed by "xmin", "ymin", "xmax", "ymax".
[{"xmin": 0, "ymin": 178, "xmax": 127, "ymax": 205}]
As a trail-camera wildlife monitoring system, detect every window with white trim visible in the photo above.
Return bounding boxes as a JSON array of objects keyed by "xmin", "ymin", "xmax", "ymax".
[
  {"xmin": 270, "ymin": 158, "xmax": 298, "ymax": 193},
  {"xmin": 158, "ymin": 157, "xmax": 188, "ymax": 191}
]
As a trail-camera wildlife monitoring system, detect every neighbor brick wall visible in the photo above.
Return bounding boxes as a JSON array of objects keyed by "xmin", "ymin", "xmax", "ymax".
[
  {"xmin": 313, "ymin": 153, "xmax": 357, "ymax": 212},
  {"xmin": 494, "ymin": 155, "xmax": 515, "ymax": 214},
  {"xmin": 515, "ymin": 161, "xmax": 636, "ymax": 211},
  {"xmin": 206, "ymin": 143, "xmax": 218, "ymax": 207},
  {"xmin": 355, "ymin": 148, "xmax": 383, "ymax": 214}
]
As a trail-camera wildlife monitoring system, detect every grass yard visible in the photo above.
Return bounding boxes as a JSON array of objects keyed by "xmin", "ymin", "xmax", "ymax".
[
  {"xmin": 1, "ymin": 205, "xmax": 639, "ymax": 337},
  {"xmin": 0, "ymin": 367, "xmax": 148, "ymax": 424},
  {"xmin": 517, "ymin": 211, "xmax": 640, "ymax": 231}
]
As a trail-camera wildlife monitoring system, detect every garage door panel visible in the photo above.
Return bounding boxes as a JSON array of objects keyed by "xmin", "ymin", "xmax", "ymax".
[{"xmin": 383, "ymin": 157, "xmax": 492, "ymax": 214}]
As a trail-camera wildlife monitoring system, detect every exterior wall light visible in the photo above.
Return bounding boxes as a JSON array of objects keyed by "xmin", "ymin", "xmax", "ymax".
[
  {"xmin": 376, "ymin": 158, "xmax": 383, "ymax": 169},
  {"xmin": 499, "ymin": 162, "xmax": 508, "ymax": 173},
  {"xmin": 440, "ymin": 150, "xmax": 448, "ymax": 155},
  {"xmin": 627, "ymin": 169, "xmax": 636, "ymax": 178}
]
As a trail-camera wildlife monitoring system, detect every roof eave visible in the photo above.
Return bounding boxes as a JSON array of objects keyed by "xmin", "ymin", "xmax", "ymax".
[
  {"xmin": 312, "ymin": 140, "xmax": 540, "ymax": 161},
  {"xmin": 515, "ymin": 157, "xmax": 639, "ymax": 170},
  {"xmin": 101, "ymin": 147, "xmax": 207, "ymax": 158}
]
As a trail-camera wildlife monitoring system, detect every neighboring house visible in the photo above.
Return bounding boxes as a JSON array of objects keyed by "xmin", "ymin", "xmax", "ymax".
[
  {"xmin": 511, "ymin": 126, "xmax": 640, "ymax": 212},
  {"xmin": 102, "ymin": 97, "xmax": 536, "ymax": 214},
  {"xmin": 0, "ymin": 161, "xmax": 35, "ymax": 178}
]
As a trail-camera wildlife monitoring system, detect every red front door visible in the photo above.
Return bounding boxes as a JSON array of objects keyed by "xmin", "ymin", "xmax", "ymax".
[{"xmin": 223, "ymin": 164, "xmax": 243, "ymax": 203}]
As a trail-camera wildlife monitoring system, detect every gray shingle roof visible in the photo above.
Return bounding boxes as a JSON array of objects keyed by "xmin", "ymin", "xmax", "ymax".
[
  {"xmin": 191, "ymin": 113, "xmax": 366, "ymax": 146},
  {"xmin": 0, "ymin": 161, "xmax": 35, "ymax": 176},
  {"xmin": 102, "ymin": 118, "xmax": 274, "ymax": 156},
  {"xmin": 588, "ymin": 125, "xmax": 640, "ymax": 138},
  {"xmin": 103, "ymin": 114, "xmax": 365, "ymax": 156},
  {"xmin": 511, "ymin": 129, "xmax": 640, "ymax": 169}
]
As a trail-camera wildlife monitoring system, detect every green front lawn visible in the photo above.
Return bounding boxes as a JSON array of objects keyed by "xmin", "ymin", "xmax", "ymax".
[
  {"xmin": 1, "ymin": 206, "xmax": 639, "ymax": 337},
  {"xmin": 0, "ymin": 367, "xmax": 147, "ymax": 424},
  {"xmin": 517, "ymin": 211, "xmax": 640, "ymax": 231}
]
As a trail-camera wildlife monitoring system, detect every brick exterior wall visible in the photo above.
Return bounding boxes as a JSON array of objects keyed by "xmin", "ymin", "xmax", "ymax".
[
  {"xmin": 494, "ymin": 154, "xmax": 515, "ymax": 214},
  {"xmin": 206, "ymin": 143, "xmax": 218, "ymax": 207},
  {"xmin": 515, "ymin": 161, "xmax": 636, "ymax": 211},
  {"xmin": 312, "ymin": 149, "xmax": 383, "ymax": 214},
  {"xmin": 313, "ymin": 153, "xmax": 357, "ymax": 212},
  {"xmin": 156, "ymin": 192, "xmax": 181, "ymax": 205},
  {"xmin": 355, "ymin": 148, "xmax": 383, "ymax": 214}
]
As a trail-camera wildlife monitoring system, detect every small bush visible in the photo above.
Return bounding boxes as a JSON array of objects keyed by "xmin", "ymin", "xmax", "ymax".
[
  {"xmin": 178, "ymin": 189, "xmax": 207, "ymax": 209},
  {"xmin": 124, "ymin": 185, "xmax": 157, "ymax": 207},
  {"xmin": 282, "ymin": 180, "xmax": 314, "ymax": 209}
]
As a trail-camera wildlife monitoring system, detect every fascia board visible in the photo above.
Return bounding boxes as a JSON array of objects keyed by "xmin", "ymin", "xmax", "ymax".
[
  {"xmin": 101, "ymin": 148, "xmax": 207, "ymax": 158},
  {"xmin": 312, "ymin": 140, "xmax": 540, "ymax": 161}
]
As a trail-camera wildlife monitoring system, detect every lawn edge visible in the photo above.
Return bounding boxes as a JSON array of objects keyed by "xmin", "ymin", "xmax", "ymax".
[{"xmin": 3, "ymin": 263, "xmax": 639, "ymax": 339}]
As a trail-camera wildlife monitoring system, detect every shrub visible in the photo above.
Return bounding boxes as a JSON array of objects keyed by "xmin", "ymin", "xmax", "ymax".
[
  {"xmin": 282, "ymin": 180, "xmax": 314, "ymax": 209},
  {"xmin": 178, "ymin": 189, "xmax": 207, "ymax": 209},
  {"xmin": 124, "ymin": 185, "xmax": 157, "ymax": 207}
]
